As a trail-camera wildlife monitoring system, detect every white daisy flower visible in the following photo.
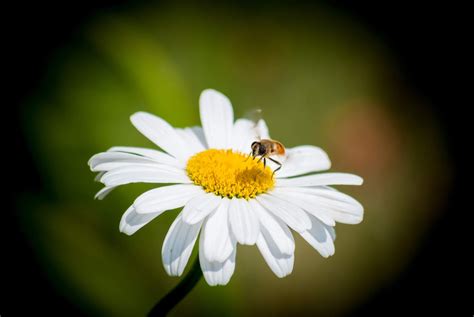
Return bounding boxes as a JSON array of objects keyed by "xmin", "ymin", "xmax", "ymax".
[{"xmin": 89, "ymin": 89, "xmax": 363, "ymax": 286}]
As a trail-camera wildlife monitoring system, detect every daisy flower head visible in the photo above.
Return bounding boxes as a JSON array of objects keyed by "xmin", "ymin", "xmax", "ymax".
[{"xmin": 89, "ymin": 89, "xmax": 364, "ymax": 286}]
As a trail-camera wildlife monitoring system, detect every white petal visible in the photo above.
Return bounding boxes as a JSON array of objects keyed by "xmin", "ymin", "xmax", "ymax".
[
  {"xmin": 191, "ymin": 126, "xmax": 208, "ymax": 149},
  {"xmin": 231, "ymin": 119, "xmax": 259, "ymax": 153},
  {"xmin": 199, "ymin": 89, "xmax": 234, "ymax": 149},
  {"xmin": 284, "ymin": 186, "xmax": 361, "ymax": 204},
  {"xmin": 94, "ymin": 186, "xmax": 115, "ymax": 200},
  {"xmin": 318, "ymin": 185, "xmax": 339, "ymax": 191},
  {"xmin": 300, "ymin": 215, "xmax": 336, "ymax": 258},
  {"xmin": 228, "ymin": 198, "xmax": 260, "ymax": 245},
  {"xmin": 328, "ymin": 225, "xmax": 336, "ymax": 241},
  {"xmin": 162, "ymin": 214, "xmax": 202, "ymax": 276},
  {"xmin": 133, "ymin": 185, "xmax": 202, "ymax": 214},
  {"xmin": 89, "ymin": 152, "xmax": 160, "ymax": 172},
  {"xmin": 100, "ymin": 165, "xmax": 191, "ymax": 187},
  {"xmin": 256, "ymin": 194, "xmax": 312, "ymax": 232},
  {"xmin": 108, "ymin": 146, "xmax": 183, "ymax": 168},
  {"xmin": 199, "ymin": 232, "xmax": 236, "ymax": 286},
  {"xmin": 275, "ymin": 145, "xmax": 331, "ymax": 178},
  {"xmin": 271, "ymin": 189, "xmax": 336, "ymax": 226},
  {"xmin": 175, "ymin": 128, "xmax": 206, "ymax": 155},
  {"xmin": 256, "ymin": 119, "xmax": 270, "ymax": 139},
  {"xmin": 276, "ymin": 173, "xmax": 363, "ymax": 187},
  {"xmin": 181, "ymin": 192, "xmax": 222, "ymax": 224},
  {"xmin": 280, "ymin": 187, "xmax": 363, "ymax": 224},
  {"xmin": 130, "ymin": 112, "xmax": 192, "ymax": 162},
  {"xmin": 202, "ymin": 198, "xmax": 234, "ymax": 262},
  {"xmin": 256, "ymin": 232, "xmax": 294, "ymax": 278},
  {"xmin": 119, "ymin": 205, "xmax": 161, "ymax": 235},
  {"xmin": 249, "ymin": 199, "xmax": 294, "ymax": 255}
]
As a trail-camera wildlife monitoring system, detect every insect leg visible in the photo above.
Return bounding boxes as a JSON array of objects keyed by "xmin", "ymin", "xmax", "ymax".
[
  {"xmin": 244, "ymin": 151, "xmax": 253, "ymax": 161},
  {"xmin": 268, "ymin": 157, "xmax": 282, "ymax": 177},
  {"xmin": 263, "ymin": 158, "xmax": 266, "ymax": 169}
]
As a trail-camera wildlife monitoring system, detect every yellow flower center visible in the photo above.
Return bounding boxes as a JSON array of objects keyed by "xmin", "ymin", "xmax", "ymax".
[{"xmin": 186, "ymin": 149, "xmax": 274, "ymax": 199}]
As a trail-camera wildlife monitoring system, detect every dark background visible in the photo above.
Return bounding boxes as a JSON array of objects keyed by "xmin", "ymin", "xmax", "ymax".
[{"xmin": 5, "ymin": 1, "xmax": 469, "ymax": 316}]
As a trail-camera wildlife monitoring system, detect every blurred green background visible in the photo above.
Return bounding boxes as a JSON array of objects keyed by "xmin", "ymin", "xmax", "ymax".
[{"xmin": 18, "ymin": 3, "xmax": 451, "ymax": 316}]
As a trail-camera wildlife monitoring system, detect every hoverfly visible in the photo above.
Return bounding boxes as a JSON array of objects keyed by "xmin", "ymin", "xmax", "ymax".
[
  {"xmin": 249, "ymin": 139, "xmax": 285, "ymax": 176},
  {"xmin": 244, "ymin": 108, "xmax": 286, "ymax": 176}
]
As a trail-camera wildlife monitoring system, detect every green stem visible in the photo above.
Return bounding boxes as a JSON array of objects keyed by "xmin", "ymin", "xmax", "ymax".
[{"xmin": 148, "ymin": 256, "xmax": 203, "ymax": 316}]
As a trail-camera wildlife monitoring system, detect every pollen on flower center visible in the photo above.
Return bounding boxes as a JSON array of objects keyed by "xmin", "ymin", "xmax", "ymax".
[{"xmin": 186, "ymin": 149, "xmax": 274, "ymax": 199}]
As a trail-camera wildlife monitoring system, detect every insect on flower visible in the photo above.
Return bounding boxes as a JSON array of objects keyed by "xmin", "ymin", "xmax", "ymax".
[
  {"xmin": 88, "ymin": 89, "xmax": 364, "ymax": 286},
  {"xmin": 249, "ymin": 139, "xmax": 285, "ymax": 176}
]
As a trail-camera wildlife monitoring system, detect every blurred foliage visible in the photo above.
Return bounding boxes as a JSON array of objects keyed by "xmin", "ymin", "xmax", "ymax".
[{"xmin": 19, "ymin": 3, "xmax": 450, "ymax": 317}]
